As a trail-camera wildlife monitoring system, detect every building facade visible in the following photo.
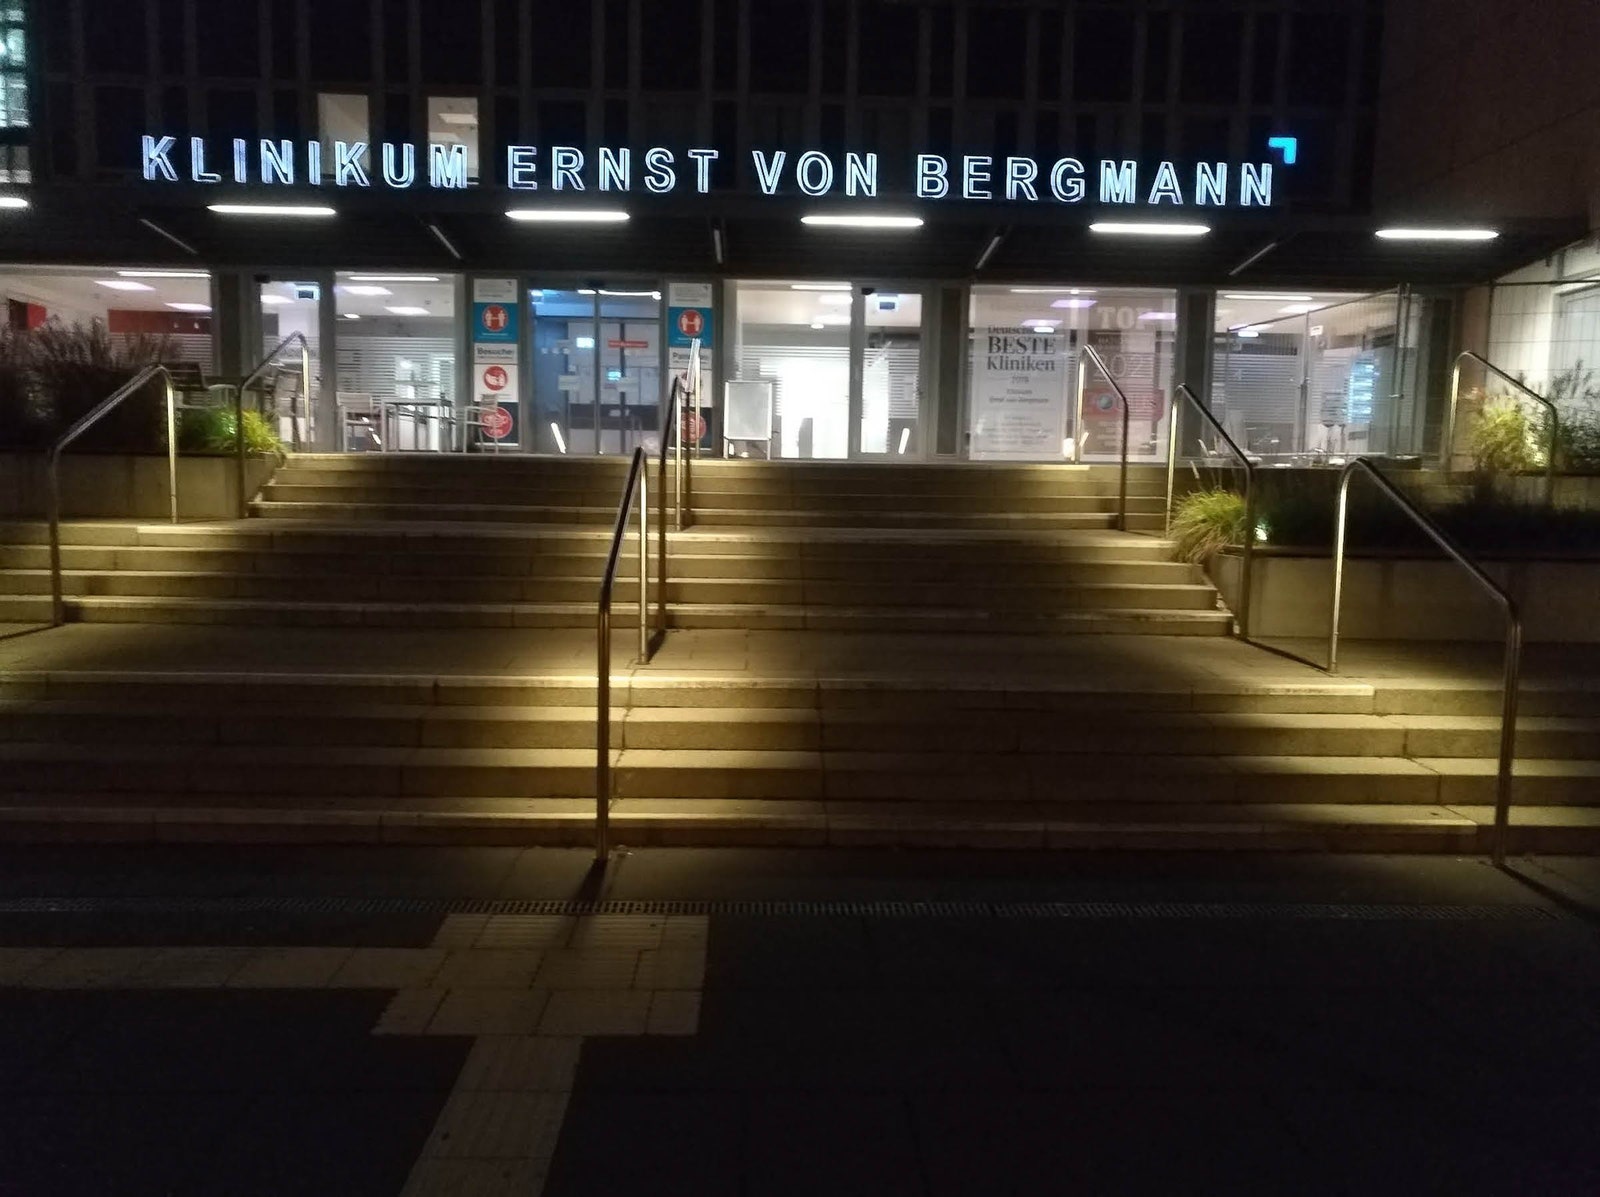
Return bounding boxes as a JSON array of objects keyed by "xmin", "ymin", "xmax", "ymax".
[{"xmin": 3, "ymin": 0, "xmax": 1593, "ymax": 463}]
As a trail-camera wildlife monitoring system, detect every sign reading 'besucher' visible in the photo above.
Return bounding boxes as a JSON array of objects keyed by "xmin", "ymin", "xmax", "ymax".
[{"xmin": 141, "ymin": 138, "xmax": 1287, "ymax": 207}]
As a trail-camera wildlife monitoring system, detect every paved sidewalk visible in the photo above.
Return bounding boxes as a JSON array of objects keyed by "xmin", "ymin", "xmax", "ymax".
[{"xmin": 2, "ymin": 848, "xmax": 1600, "ymax": 1195}]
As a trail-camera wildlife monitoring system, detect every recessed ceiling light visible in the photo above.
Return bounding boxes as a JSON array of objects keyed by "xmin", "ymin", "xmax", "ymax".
[
  {"xmin": 343, "ymin": 313, "xmax": 361, "ymax": 320},
  {"xmin": 339, "ymin": 284, "xmax": 391, "ymax": 296},
  {"xmin": 1375, "ymin": 227, "xmax": 1498, "ymax": 241},
  {"xmin": 1222, "ymin": 292, "xmax": 1314, "ymax": 302},
  {"xmin": 809, "ymin": 321, "xmax": 825, "ymax": 330},
  {"xmin": 0, "ymin": 196, "xmax": 28, "ymax": 210},
  {"xmin": 506, "ymin": 208, "xmax": 629, "ymax": 223},
  {"xmin": 1089, "ymin": 222, "xmax": 1210, "ymax": 237},
  {"xmin": 791, "ymin": 283, "xmax": 851, "ymax": 292},
  {"xmin": 1236, "ymin": 327, "xmax": 1262, "ymax": 338},
  {"xmin": 597, "ymin": 289, "xmax": 659, "ymax": 298},
  {"xmin": 801, "ymin": 214, "xmax": 923, "ymax": 229},
  {"xmin": 436, "ymin": 112, "xmax": 478, "ymax": 126},
  {"xmin": 1009, "ymin": 287, "xmax": 1098, "ymax": 295},
  {"xmin": 1050, "ymin": 298, "xmax": 1096, "ymax": 309},
  {"xmin": 1023, "ymin": 320, "xmax": 1058, "ymax": 332},
  {"xmin": 259, "ymin": 294, "xmax": 293, "ymax": 306},
  {"xmin": 119, "ymin": 269, "xmax": 211, "ymax": 279},
  {"xmin": 165, "ymin": 301, "xmax": 211, "ymax": 312},
  {"xmin": 208, "ymin": 203, "xmax": 336, "ymax": 217},
  {"xmin": 386, "ymin": 305, "xmax": 430, "ymax": 316},
  {"xmin": 96, "ymin": 279, "xmax": 154, "ymax": 291},
  {"xmin": 346, "ymin": 274, "xmax": 442, "ymax": 283},
  {"xmin": 1279, "ymin": 302, "xmax": 1319, "ymax": 314}
]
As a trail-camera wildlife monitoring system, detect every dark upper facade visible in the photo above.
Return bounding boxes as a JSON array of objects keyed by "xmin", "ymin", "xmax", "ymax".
[{"xmin": 9, "ymin": 0, "xmax": 1585, "ymax": 282}]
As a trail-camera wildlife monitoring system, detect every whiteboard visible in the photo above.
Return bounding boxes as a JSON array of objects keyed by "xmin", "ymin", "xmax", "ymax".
[{"xmin": 724, "ymin": 380, "xmax": 774, "ymax": 441}]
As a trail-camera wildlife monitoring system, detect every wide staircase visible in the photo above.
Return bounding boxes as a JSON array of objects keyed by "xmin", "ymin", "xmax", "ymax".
[
  {"xmin": 0, "ymin": 452, "xmax": 1596, "ymax": 852},
  {"xmin": 0, "ymin": 455, "xmax": 1224, "ymax": 634}
]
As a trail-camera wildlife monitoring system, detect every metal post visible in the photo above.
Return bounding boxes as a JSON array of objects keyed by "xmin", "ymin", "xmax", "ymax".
[
  {"xmin": 164, "ymin": 375, "xmax": 179, "ymax": 524},
  {"xmin": 1492, "ymin": 621, "xmax": 1522, "ymax": 867},
  {"xmin": 1072, "ymin": 354, "xmax": 1086, "ymax": 463},
  {"xmin": 298, "ymin": 341, "xmax": 310, "ymax": 452},
  {"xmin": 47, "ymin": 455, "xmax": 63, "ymax": 627},
  {"xmin": 637, "ymin": 464, "xmax": 648, "ymax": 664},
  {"xmin": 595, "ymin": 600, "xmax": 610, "ymax": 862},
  {"xmin": 1328, "ymin": 470, "xmax": 1351, "ymax": 674},
  {"xmin": 1164, "ymin": 395, "xmax": 1178, "ymax": 530},
  {"xmin": 234, "ymin": 384, "xmax": 247, "ymax": 518},
  {"xmin": 1445, "ymin": 357, "xmax": 1463, "ymax": 473},
  {"xmin": 1238, "ymin": 481, "xmax": 1256, "ymax": 639},
  {"xmin": 592, "ymin": 290, "xmax": 602, "ymax": 455},
  {"xmin": 1118, "ymin": 374, "xmax": 1129, "ymax": 532}
]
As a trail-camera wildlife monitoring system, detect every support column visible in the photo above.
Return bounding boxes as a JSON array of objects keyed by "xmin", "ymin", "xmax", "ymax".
[
  {"xmin": 1173, "ymin": 287, "xmax": 1216, "ymax": 400},
  {"xmin": 209, "ymin": 271, "xmax": 261, "ymax": 382},
  {"xmin": 933, "ymin": 283, "xmax": 966, "ymax": 458}
]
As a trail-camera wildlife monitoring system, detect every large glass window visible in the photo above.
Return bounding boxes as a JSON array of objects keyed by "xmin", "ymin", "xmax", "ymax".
[
  {"xmin": 333, "ymin": 272, "xmax": 458, "ymax": 452},
  {"xmin": 426, "ymin": 97, "xmax": 479, "ymax": 183},
  {"xmin": 966, "ymin": 285, "xmax": 1177, "ymax": 463},
  {"xmin": 1210, "ymin": 290, "xmax": 1386, "ymax": 460},
  {"xmin": 318, "ymin": 94, "xmax": 371, "ymax": 175}
]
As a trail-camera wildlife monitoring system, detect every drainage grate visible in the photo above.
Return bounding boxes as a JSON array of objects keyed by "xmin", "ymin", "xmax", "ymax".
[{"xmin": 0, "ymin": 896, "xmax": 1559, "ymax": 921}]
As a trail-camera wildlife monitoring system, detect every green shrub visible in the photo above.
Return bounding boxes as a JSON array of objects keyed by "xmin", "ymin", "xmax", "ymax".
[
  {"xmin": 1168, "ymin": 487, "xmax": 1247, "ymax": 563},
  {"xmin": 13, "ymin": 320, "xmax": 176, "ymax": 452},
  {"xmin": 1555, "ymin": 404, "xmax": 1600, "ymax": 474},
  {"xmin": 1468, "ymin": 393, "xmax": 1544, "ymax": 475},
  {"xmin": 177, "ymin": 406, "xmax": 282, "ymax": 455}
]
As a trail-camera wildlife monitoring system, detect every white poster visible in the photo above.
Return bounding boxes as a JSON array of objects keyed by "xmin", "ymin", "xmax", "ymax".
[
  {"xmin": 475, "ymin": 362, "xmax": 518, "ymax": 403},
  {"xmin": 667, "ymin": 282, "xmax": 714, "ymax": 308},
  {"xmin": 969, "ymin": 326, "xmax": 1069, "ymax": 460},
  {"xmin": 473, "ymin": 343, "xmax": 518, "ymax": 364}
]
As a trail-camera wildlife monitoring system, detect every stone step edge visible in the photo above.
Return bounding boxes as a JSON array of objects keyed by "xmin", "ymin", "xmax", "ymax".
[{"xmin": 0, "ymin": 799, "xmax": 1586, "ymax": 850}]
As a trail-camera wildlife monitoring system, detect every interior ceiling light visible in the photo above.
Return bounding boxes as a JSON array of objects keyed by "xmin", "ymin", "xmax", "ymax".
[
  {"xmin": 1138, "ymin": 311, "xmax": 1177, "ymax": 320},
  {"xmin": 165, "ymin": 302, "xmax": 211, "ymax": 312},
  {"xmin": 1009, "ymin": 287, "xmax": 1098, "ymax": 295},
  {"xmin": 1236, "ymin": 326, "xmax": 1262, "ymax": 338},
  {"xmin": 259, "ymin": 294, "xmax": 293, "ymax": 305},
  {"xmin": 436, "ymin": 112, "xmax": 478, "ymax": 126},
  {"xmin": 346, "ymin": 274, "xmax": 442, "ymax": 283},
  {"xmin": 506, "ymin": 208, "xmax": 629, "ymax": 223},
  {"xmin": 1279, "ymin": 302, "xmax": 1320, "ymax": 313},
  {"xmin": 119, "ymin": 269, "xmax": 210, "ymax": 279},
  {"xmin": 1050, "ymin": 298, "xmax": 1096, "ymax": 309},
  {"xmin": 801, "ymin": 214, "xmax": 923, "ymax": 229},
  {"xmin": 790, "ymin": 283, "xmax": 851, "ymax": 291},
  {"xmin": 1375, "ymin": 227, "xmax": 1498, "ymax": 241},
  {"xmin": 597, "ymin": 289, "xmax": 660, "ymax": 298},
  {"xmin": 810, "ymin": 321, "xmax": 825, "ymax": 330},
  {"xmin": 1023, "ymin": 320, "xmax": 1057, "ymax": 331},
  {"xmin": 0, "ymin": 196, "xmax": 28, "ymax": 209},
  {"xmin": 339, "ymin": 284, "xmax": 391, "ymax": 296},
  {"xmin": 1090, "ymin": 222, "xmax": 1210, "ymax": 237},
  {"xmin": 208, "ymin": 203, "xmax": 336, "ymax": 217},
  {"xmin": 343, "ymin": 312, "xmax": 360, "ymax": 319},
  {"xmin": 386, "ymin": 305, "xmax": 430, "ymax": 316},
  {"xmin": 96, "ymin": 279, "xmax": 153, "ymax": 291},
  {"xmin": 1223, "ymin": 292, "xmax": 1313, "ymax": 301}
]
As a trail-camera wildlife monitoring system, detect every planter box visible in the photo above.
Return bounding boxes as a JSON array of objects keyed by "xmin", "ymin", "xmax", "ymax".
[
  {"xmin": 0, "ymin": 452, "xmax": 280, "ymax": 520},
  {"xmin": 1210, "ymin": 550, "xmax": 1600, "ymax": 642}
]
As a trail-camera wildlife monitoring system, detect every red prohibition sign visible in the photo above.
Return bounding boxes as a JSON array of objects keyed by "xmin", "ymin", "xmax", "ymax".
[
  {"xmin": 676, "ymin": 309, "xmax": 704, "ymax": 337},
  {"xmin": 482, "ymin": 365, "xmax": 509, "ymax": 391},
  {"xmin": 482, "ymin": 406, "xmax": 513, "ymax": 439},
  {"xmin": 480, "ymin": 304, "xmax": 509, "ymax": 332}
]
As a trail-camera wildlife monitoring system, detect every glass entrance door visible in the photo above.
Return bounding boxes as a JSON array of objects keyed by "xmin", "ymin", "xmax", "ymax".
[
  {"xmin": 528, "ymin": 282, "xmax": 661, "ymax": 455},
  {"xmin": 857, "ymin": 285, "xmax": 924, "ymax": 457}
]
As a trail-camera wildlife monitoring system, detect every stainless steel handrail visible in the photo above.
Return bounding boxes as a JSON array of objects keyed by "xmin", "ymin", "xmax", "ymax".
[
  {"xmin": 233, "ymin": 332, "xmax": 312, "ymax": 515},
  {"xmin": 47, "ymin": 364, "xmax": 178, "ymax": 627},
  {"xmin": 1445, "ymin": 351, "xmax": 1560, "ymax": 503},
  {"xmin": 595, "ymin": 446, "xmax": 652, "ymax": 862},
  {"xmin": 1073, "ymin": 343, "xmax": 1131, "ymax": 531},
  {"xmin": 654, "ymin": 377, "xmax": 685, "ymax": 647},
  {"xmin": 1167, "ymin": 383, "xmax": 1257, "ymax": 638},
  {"xmin": 1329, "ymin": 457, "xmax": 1522, "ymax": 866}
]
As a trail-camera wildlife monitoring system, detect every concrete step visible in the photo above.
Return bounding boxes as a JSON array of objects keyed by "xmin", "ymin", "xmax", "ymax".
[
  {"xmin": 0, "ymin": 742, "xmax": 1593, "ymax": 804},
  {"xmin": 5, "ymin": 702, "xmax": 1595, "ymax": 759},
  {"xmin": 258, "ymin": 484, "xmax": 1171, "ymax": 513},
  {"xmin": 0, "ymin": 543, "xmax": 1196, "ymax": 584},
  {"xmin": 6, "ymin": 795, "xmax": 1593, "ymax": 852},
  {"xmin": 0, "ymin": 569, "xmax": 1219, "ymax": 612},
  {"xmin": 0, "ymin": 595, "xmax": 1234, "ymax": 633}
]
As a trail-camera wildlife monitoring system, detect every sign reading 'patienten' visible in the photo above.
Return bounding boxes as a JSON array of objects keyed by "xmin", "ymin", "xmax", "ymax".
[{"xmin": 141, "ymin": 137, "xmax": 1283, "ymax": 207}]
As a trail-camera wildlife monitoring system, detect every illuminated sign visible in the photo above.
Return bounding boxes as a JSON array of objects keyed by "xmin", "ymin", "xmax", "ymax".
[{"xmin": 143, "ymin": 137, "xmax": 1285, "ymax": 207}]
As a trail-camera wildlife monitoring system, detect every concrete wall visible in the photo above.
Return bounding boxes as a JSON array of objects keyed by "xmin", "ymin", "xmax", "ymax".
[
  {"xmin": 0, "ymin": 454, "xmax": 279, "ymax": 520},
  {"xmin": 1212, "ymin": 551, "xmax": 1600, "ymax": 641},
  {"xmin": 1373, "ymin": 0, "xmax": 1600, "ymax": 226}
]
